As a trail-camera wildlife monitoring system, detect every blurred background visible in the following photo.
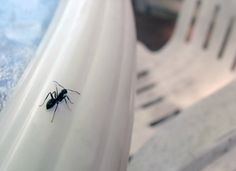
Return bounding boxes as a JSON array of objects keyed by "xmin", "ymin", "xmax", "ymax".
[
  {"xmin": 131, "ymin": 0, "xmax": 184, "ymax": 154},
  {"xmin": 130, "ymin": 0, "xmax": 236, "ymax": 170}
]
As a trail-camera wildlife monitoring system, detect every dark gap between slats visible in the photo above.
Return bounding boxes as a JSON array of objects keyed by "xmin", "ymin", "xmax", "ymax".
[
  {"xmin": 186, "ymin": 0, "xmax": 201, "ymax": 42},
  {"xmin": 128, "ymin": 155, "xmax": 133, "ymax": 162},
  {"xmin": 203, "ymin": 5, "xmax": 220, "ymax": 49},
  {"xmin": 218, "ymin": 17, "xmax": 235, "ymax": 58},
  {"xmin": 149, "ymin": 109, "xmax": 181, "ymax": 127},
  {"xmin": 136, "ymin": 83, "xmax": 155, "ymax": 94},
  {"xmin": 137, "ymin": 70, "xmax": 149, "ymax": 79},
  {"xmin": 141, "ymin": 97, "xmax": 164, "ymax": 108},
  {"xmin": 231, "ymin": 55, "xmax": 236, "ymax": 71}
]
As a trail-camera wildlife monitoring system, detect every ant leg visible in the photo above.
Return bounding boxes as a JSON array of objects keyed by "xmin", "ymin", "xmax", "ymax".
[
  {"xmin": 53, "ymin": 81, "xmax": 65, "ymax": 89},
  {"xmin": 51, "ymin": 103, "xmax": 59, "ymax": 123},
  {"xmin": 56, "ymin": 86, "xmax": 58, "ymax": 96},
  {"xmin": 64, "ymin": 98, "xmax": 71, "ymax": 110},
  {"xmin": 52, "ymin": 91, "xmax": 57, "ymax": 99},
  {"xmin": 39, "ymin": 92, "xmax": 53, "ymax": 106},
  {"xmin": 54, "ymin": 83, "xmax": 59, "ymax": 97},
  {"xmin": 67, "ymin": 89, "xmax": 80, "ymax": 95},
  {"xmin": 65, "ymin": 95, "xmax": 73, "ymax": 104},
  {"xmin": 53, "ymin": 81, "xmax": 80, "ymax": 95}
]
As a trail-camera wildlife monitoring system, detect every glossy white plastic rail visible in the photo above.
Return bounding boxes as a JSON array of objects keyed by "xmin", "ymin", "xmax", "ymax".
[{"xmin": 0, "ymin": 0, "xmax": 136, "ymax": 171}]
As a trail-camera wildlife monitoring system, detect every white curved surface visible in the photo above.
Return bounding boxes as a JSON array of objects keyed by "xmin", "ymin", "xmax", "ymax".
[{"xmin": 0, "ymin": 0, "xmax": 136, "ymax": 170}]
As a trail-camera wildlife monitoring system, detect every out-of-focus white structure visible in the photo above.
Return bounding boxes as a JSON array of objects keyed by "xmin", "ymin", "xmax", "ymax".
[
  {"xmin": 131, "ymin": 0, "xmax": 236, "ymax": 169},
  {"xmin": 132, "ymin": 0, "xmax": 236, "ymax": 155},
  {"xmin": 0, "ymin": 0, "xmax": 136, "ymax": 170}
]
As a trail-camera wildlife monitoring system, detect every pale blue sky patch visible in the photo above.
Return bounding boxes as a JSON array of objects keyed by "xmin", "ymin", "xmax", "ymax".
[{"xmin": 0, "ymin": 0, "xmax": 59, "ymax": 111}]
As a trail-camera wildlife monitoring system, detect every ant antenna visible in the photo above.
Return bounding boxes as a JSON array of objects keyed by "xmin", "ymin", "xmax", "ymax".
[
  {"xmin": 67, "ymin": 89, "xmax": 80, "ymax": 95},
  {"xmin": 53, "ymin": 81, "xmax": 80, "ymax": 95},
  {"xmin": 53, "ymin": 81, "xmax": 65, "ymax": 89}
]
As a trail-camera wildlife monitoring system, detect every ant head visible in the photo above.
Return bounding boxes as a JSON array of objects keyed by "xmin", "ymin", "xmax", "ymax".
[{"xmin": 61, "ymin": 89, "xmax": 67, "ymax": 94}]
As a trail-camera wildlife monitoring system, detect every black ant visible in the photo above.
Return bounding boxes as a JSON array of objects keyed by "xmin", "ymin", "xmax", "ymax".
[{"xmin": 40, "ymin": 81, "xmax": 80, "ymax": 122}]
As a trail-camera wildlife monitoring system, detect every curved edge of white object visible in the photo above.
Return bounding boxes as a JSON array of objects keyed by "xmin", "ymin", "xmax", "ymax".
[{"xmin": 0, "ymin": 0, "xmax": 136, "ymax": 170}]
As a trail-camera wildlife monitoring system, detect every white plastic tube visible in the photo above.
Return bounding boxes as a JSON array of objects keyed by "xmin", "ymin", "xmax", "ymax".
[{"xmin": 0, "ymin": 0, "xmax": 136, "ymax": 170}]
